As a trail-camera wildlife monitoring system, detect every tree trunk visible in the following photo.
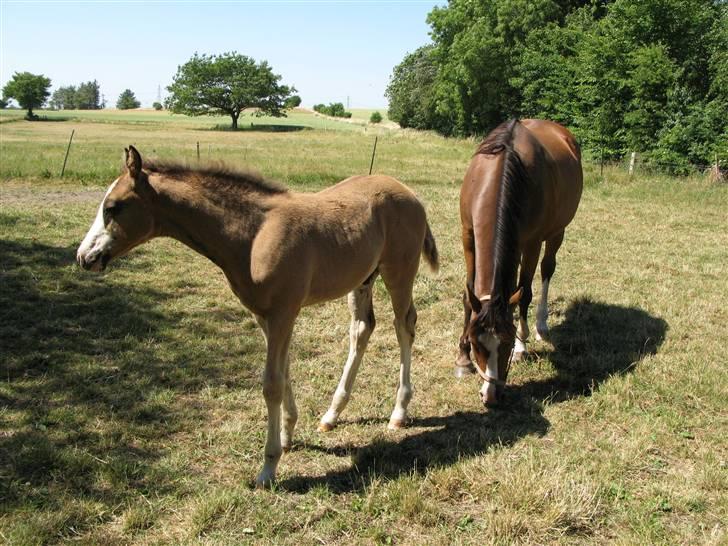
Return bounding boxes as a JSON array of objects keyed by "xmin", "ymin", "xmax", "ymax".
[{"xmin": 231, "ymin": 112, "xmax": 239, "ymax": 130}]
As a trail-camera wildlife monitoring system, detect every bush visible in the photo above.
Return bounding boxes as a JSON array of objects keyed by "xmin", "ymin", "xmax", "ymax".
[
  {"xmin": 313, "ymin": 102, "xmax": 352, "ymax": 118},
  {"xmin": 152, "ymin": 102, "xmax": 163, "ymax": 111},
  {"xmin": 370, "ymin": 111, "xmax": 383, "ymax": 123}
]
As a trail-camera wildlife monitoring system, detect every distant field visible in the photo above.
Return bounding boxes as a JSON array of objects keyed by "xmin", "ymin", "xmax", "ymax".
[{"xmin": 1, "ymin": 111, "xmax": 726, "ymax": 544}]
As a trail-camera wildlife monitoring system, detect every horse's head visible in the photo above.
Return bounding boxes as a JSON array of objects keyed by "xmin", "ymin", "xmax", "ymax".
[
  {"xmin": 465, "ymin": 285, "xmax": 522, "ymax": 406},
  {"xmin": 77, "ymin": 146, "xmax": 157, "ymax": 272}
]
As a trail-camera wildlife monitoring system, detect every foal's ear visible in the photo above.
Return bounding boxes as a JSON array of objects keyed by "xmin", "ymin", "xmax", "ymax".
[
  {"xmin": 466, "ymin": 284, "xmax": 482, "ymax": 314},
  {"xmin": 124, "ymin": 145, "xmax": 143, "ymax": 180},
  {"xmin": 509, "ymin": 287, "xmax": 523, "ymax": 306}
]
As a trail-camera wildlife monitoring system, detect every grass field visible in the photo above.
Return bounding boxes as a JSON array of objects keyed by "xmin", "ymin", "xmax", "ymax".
[{"xmin": 1, "ymin": 111, "xmax": 726, "ymax": 545}]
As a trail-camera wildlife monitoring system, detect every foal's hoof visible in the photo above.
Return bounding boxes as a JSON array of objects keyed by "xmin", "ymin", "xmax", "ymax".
[
  {"xmin": 317, "ymin": 421, "xmax": 336, "ymax": 433},
  {"xmin": 388, "ymin": 419, "xmax": 406, "ymax": 430}
]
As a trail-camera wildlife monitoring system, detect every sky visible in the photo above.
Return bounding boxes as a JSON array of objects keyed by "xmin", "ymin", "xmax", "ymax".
[{"xmin": 0, "ymin": 0, "xmax": 443, "ymax": 109}]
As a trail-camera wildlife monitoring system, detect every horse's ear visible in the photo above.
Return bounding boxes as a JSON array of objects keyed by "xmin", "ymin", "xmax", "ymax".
[
  {"xmin": 509, "ymin": 287, "xmax": 523, "ymax": 306},
  {"xmin": 125, "ymin": 145, "xmax": 142, "ymax": 180},
  {"xmin": 466, "ymin": 284, "xmax": 482, "ymax": 314}
]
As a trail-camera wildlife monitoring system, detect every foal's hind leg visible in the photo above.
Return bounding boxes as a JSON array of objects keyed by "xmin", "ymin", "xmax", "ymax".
[
  {"xmin": 513, "ymin": 241, "xmax": 541, "ymax": 360},
  {"xmin": 319, "ymin": 274, "xmax": 377, "ymax": 432},
  {"xmin": 536, "ymin": 231, "xmax": 564, "ymax": 341},
  {"xmin": 381, "ymin": 265, "xmax": 418, "ymax": 430}
]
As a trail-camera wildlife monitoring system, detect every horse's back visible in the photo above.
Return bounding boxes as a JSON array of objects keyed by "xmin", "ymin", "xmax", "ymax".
[{"xmin": 517, "ymin": 119, "xmax": 583, "ymax": 237}]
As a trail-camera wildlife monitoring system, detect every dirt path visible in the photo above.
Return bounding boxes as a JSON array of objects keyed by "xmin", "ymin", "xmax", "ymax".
[{"xmin": 1, "ymin": 182, "xmax": 104, "ymax": 207}]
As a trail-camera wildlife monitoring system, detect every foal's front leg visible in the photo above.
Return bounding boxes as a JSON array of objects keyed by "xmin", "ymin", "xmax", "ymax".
[
  {"xmin": 256, "ymin": 313, "xmax": 295, "ymax": 488},
  {"xmin": 255, "ymin": 314, "xmax": 297, "ymax": 452}
]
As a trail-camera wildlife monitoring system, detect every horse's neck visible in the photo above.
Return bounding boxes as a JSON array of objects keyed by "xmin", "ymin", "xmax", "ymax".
[
  {"xmin": 151, "ymin": 177, "xmax": 266, "ymax": 267},
  {"xmin": 474, "ymin": 157, "xmax": 521, "ymax": 302}
]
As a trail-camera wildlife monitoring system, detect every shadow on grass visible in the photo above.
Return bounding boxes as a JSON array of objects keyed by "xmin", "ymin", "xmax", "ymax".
[
  {"xmin": 0, "ymin": 239, "xmax": 256, "ymax": 512},
  {"xmin": 281, "ymin": 298, "xmax": 667, "ymax": 494},
  {"xmin": 206, "ymin": 123, "xmax": 310, "ymax": 133}
]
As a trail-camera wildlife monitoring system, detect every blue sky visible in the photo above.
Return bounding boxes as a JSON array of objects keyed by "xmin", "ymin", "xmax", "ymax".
[{"xmin": 1, "ymin": 1, "xmax": 442, "ymax": 109}]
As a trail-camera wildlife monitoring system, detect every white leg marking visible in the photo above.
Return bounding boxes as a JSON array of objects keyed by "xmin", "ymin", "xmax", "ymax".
[
  {"xmin": 536, "ymin": 279, "xmax": 550, "ymax": 341},
  {"xmin": 388, "ymin": 307, "xmax": 415, "ymax": 429},
  {"xmin": 514, "ymin": 315, "xmax": 529, "ymax": 358},
  {"xmin": 320, "ymin": 286, "xmax": 374, "ymax": 431},
  {"xmin": 479, "ymin": 336, "xmax": 500, "ymax": 405}
]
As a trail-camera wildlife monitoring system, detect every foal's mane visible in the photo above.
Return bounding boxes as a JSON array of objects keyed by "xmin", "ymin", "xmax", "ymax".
[
  {"xmin": 144, "ymin": 160, "xmax": 288, "ymax": 195},
  {"xmin": 474, "ymin": 119, "xmax": 530, "ymax": 331}
]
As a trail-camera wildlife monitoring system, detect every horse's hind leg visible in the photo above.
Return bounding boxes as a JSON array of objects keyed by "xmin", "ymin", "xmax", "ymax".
[
  {"xmin": 514, "ymin": 241, "xmax": 542, "ymax": 360},
  {"xmin": 536, "ymin": 231, "xmax": 564, "ymax": 341},
  {"xmin": 380, "ymin": 264, "xmax": 418, "ymax": 430},
  {"xmin": 318, "ymin": 273, "xmax": 377, "ymax": 432}
]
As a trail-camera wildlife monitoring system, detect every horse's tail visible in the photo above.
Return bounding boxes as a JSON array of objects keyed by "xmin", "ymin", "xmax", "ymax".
[{"xmin": 422, "ymin": 220, "xmax": 439, "ymax": 273}]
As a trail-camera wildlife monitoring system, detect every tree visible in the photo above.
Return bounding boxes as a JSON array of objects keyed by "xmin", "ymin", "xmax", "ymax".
[
  {"xmin": 76, "ymin": 80, "xmax": 102, "ymax": 110},
  {"xmin": 152, "ymin": 101, "xmax": 163, "ymax": 111},
  {"xmin": 386, "ymin": 45, "xmax": 439, "ymax": 130},
  {"xmin": 50, "ymin": 85, "xmax": 78, "ymax": 110},
  {"xmin": 166, "ymin": 52, "xmax": 295, "ymax": 130},
  {"xmin": 117, "ymin": 89, "xmax": 141, "ymax": 110},
  {"xmin": 0, "ymin": 98, "xmax": 7, "ymax": 109},
  {"xmin": 2, "ymin": 71, "xmax": 51, "ymax": 119},
  {"xmin": 370, "ymin": 111, "xmax": 383, "ymax": 124},
  {"xmin": 284, "ymin": 95, "xmax": 302, "ymax": 109}
]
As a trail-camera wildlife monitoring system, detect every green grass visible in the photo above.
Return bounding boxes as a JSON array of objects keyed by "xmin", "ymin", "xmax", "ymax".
[{"xmin": 1, "ymin": 111, "xmax": 726, "ymax": 545}]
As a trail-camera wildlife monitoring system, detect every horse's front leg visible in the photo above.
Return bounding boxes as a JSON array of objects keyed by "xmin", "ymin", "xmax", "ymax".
[
  {"xmin": 513, "ymin": 242, "xmax": 541, "ymax": 361},
  {"xmin": 256, "ymin": 312, "xmax": 296, "ymax": 488}
]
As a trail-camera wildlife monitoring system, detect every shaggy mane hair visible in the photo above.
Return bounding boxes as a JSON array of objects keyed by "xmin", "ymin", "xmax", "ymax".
[{"xmin": 143, "ymin": 160, "xmax": 288, "ymax": 195}]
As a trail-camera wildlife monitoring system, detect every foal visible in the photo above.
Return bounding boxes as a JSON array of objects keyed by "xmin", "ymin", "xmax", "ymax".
[
  {"xmin": 457, "ymin": 119, "xmax": 582, "ymax": 405},
  {"xmin": 77, "ymin": 146, "xmax": 439, "ymax": 486}
]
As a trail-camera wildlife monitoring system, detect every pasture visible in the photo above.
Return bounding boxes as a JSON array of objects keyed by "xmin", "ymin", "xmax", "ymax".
[{"xmin": 1, "ymin": 110, "xmax": 726, "ymax": 544}]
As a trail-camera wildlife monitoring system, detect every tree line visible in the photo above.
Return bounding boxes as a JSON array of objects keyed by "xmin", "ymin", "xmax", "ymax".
[
  {"xmin": 386, "ymin": 0, "xmax": 727, "ymax": 171},
  {"xmin": 2, "ymin": 52, "xmax": 301, "ymax": 129}
]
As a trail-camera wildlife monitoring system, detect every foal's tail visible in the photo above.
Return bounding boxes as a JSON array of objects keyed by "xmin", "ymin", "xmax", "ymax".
[{"xmin": 422, "ymin": 221, "xmax": 439, "ymax": 273}]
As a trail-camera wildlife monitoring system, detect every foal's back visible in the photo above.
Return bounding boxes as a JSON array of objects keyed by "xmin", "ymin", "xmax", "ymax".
[{"xmin": 251, "ymin": 175, "xmax": 429, "ymax": 306}]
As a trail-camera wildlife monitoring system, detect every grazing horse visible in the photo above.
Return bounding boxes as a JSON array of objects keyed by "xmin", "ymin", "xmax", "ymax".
[
  {"xmin": 456, "ymin": 119, "xmax": 582, "ymax": 406},
  {"xmin": 77, "ymin": 146, "xmax": 439, "ymax": 487}
]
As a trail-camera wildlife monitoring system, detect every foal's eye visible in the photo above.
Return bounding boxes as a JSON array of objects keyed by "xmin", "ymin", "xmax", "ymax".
[{"xmin": 104, "ymin": 202, "xmax": 123, "ymax": 216}]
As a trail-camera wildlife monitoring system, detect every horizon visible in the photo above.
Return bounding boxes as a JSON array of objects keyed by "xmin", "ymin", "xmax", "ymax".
[{"xmin": 0, "ymin": 1, "xmax": 443, "ymax": 110}]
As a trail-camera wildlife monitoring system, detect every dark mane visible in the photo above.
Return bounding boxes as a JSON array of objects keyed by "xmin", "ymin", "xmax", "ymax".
[
  {"xmin": 476, "ymin": 119, "xmax": 530, "ymax": 330},
  {"xmin": 143, "ymin": 160, "xmax": 288, "ymax": 195}
]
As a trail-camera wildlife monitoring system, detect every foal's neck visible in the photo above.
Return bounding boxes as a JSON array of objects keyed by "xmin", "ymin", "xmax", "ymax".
[{"xmin": 150, "ymin": 175, "xmax": 272, "ymax": 267}]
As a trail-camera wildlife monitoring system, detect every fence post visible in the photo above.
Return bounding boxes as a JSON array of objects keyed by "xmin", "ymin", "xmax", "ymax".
[
  {"xmin": 368, "ymin": 136, "xmax": 379, "ymax": 175},
  {"xmin": 628, "ymin": 152, "xmax": 637, "ymax": 177},
  {"xmin": 196, "ymin": 141, "xmax": 200, "ymax": 161},
  {"xmin": 600, "ymin": 144, "xmax": 604, "ymax": 176},
  {"xmin": 60, "ymin": 129, "xmax": 75, "ymax": 178}
]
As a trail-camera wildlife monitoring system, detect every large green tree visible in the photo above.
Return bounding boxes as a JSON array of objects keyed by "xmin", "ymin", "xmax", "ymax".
[
  {"xmin": 165, "ymin": 52, "xmax": 295, "ymax": 129},
  {"xmin": 50, "ymin": 85, "xmax": 78, "ymax": 110},
  {"xmin": 116, "ymin": 89, "xmax": 140, "ymax": 110},
  {"xmin": 2, "ymin": 72, "xmax": 51, "ymax": 119},
  {"xmin": 386, "ymin": 45, "xmax": 440, "ymax": 130},
  {"xmin": 75, "ymin": 80, "xmax": 102, "ymax": 110}
]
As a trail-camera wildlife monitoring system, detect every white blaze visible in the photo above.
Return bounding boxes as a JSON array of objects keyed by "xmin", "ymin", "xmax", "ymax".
[
  {"xmin": 479, "ymin": 335, "xmax": 500, "ymax": 404},
  {"xmin": 77, "ymin": 179, "xmax": 118, "ymax": 270}
]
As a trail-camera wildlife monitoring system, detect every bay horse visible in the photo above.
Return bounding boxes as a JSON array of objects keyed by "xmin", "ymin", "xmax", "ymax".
[
  {"xmin": 77, "ymin": 146, "xmax": 439, "ymax": 487},
  {"xmin": 456, "ymin": 119, "xmax": 582, "ymax": 406}
]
